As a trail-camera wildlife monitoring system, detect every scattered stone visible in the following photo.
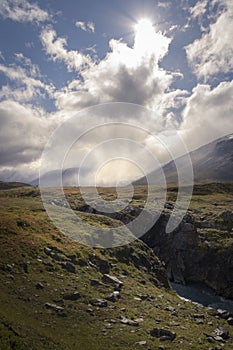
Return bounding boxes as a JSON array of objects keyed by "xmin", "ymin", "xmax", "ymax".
[
  {"xmin": 43, "ymin": 260, "xmax": 54, "ymax": 267},
  {"xmin": 120, "ymin": 316, "xmax": 139, "ymax": 326},
  {"xmin": 150, "ymin": 328, "xmax": 176, "ymax": 341},
  {"xmin": 61, "ymin": 262, "xmax": 76, "ymax": 273},
  {"xmin": 165, "ymin": 305, "xmax": 175, "ymax": 312},
  {"xmin": 158, "ymin": 346, "xmax": 165, "ymax": 350},
  {"xmin": 164, "ymin": 203, "xmax": 174, "ymax": 210},
  {"xmin": 135, "ymin": 340, "xmax": 147, "ymax": 346},
  {"xmin": 90, "ymin": 279, "xmax": 107, "ymax": 287},
  {"xmin": 45, "ymin": 302, "xmax": 64, "ymax": 312},
  {"xmin": 213, "ymin": 327, "xmax": 229, "ymax": 340},
  {"xmin": 6, "ymin": 264, "xmax": 14, "ymax": 271},
  {"xmin": 139, "ymin": 294, "xmax": 154, "ymax": 301},
  {"xmin": 195, "ymin": 319, "xmax": 204, "ymax": 325},
  {"xmin": 22, "ymin": 263, "xmax": 29, "ymax": 273},
  {"xmin": 36, "ymin": 282, "xmax": 44, "ymax": 290},
  {"xmin": 107, "ymin": 291, "xmax": 120, "ymax": 302},
  {"xmin": 193, "ymin": 314, "xmax": 205, "ymax": 319},
  {"xmin": 6, "ymin": 274, "xmax": 14, "ymax": 280},
  {"xmin": 120, "ymin": 308, "xmax": 126, "ymax": 312},
  {"xmin": 86, "ymin": 308, "xmax": 94, "ymax": 313},
  {"xmin": 102, "ymin": 274, "xmax": 123, "ymax": 290},
  {"xmin": 63, "ymin": 292, "xmax": 81, "ymax": 301},
  {"xmin": 216, "ymin": 309, "xmax": 230, "ymax": 319},
  {"xmin": 44, "ymin": 247, "xmax": 52, "ymax": 256},
  {"xmin": 227, "ymin": 317, "xmax": 233, "ymax": 325},
  {"xmin": 90, "ymin": 299, "xmax": 108, "ymax": 307}
]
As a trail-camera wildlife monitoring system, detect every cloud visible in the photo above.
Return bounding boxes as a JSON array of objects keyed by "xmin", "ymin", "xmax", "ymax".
[
  {"xmin": 75, "ymin": 20, "xmax": 95, "ymax": 33},
  {"xmin": 157, "ymin": 1, "xmax": 171, "ymax": 8},
  {"xmin": 186, "ymin": 0, "xmax": 233, "ymax": 80},
  {"xmin": 40, "ymin": 27, "xmax": 92, "ymax": 72},
  {"xmin": 0, "ymin": 100, "xmax": 55, "ymax": 170},
  {"xmin": 189, "ymin": 0, "xmax": 208, "ymax": 19},
  {"xmin": 180, "ymin": 80, "xmax": 233, "ymax": 150},
  {"xmin": 54, "ymin": 24, "xmax": 188, "ymax": 116},
  {"xmin": 0, "ymin": 0, "xmax": 51, "ymax": 24},
  {"xmin": 0, "ymin": 54, "xmax": 54, "ymax": 102}
]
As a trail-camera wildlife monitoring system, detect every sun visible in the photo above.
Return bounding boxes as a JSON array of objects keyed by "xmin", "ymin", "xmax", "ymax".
[
  {"xmin": 133, "ymin": 18, "xmax": 155, "ymax": 55},
  {"xmin": 134, "ymin": 18, "xmax": 154, "ymax": 36}
]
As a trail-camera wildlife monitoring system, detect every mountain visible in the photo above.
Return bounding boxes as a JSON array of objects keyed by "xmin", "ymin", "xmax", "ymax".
[
  {"xmin": 31, "ymin": 167, "xmax": 80, "ymax": 187},
  {"xmin": 135, "ymin": 134, "xmax": 233, "ymax": 185}
]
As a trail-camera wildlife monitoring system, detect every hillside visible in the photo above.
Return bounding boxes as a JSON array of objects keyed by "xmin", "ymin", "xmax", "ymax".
[
  {"xmin": 135, "ymin": 134, "xmax": 233, "ymax": 185},
  {"xmin": 0, "ymin": 183, "xmax": 233, "ymax": 349}
]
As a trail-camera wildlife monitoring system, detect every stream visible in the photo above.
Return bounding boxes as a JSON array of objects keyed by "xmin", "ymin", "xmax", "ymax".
[{"xmin": 171, "ymin": 282, "xmax": 233, "ymax": 313}]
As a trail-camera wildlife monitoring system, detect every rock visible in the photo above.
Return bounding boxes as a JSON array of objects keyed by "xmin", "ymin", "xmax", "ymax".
[
  {"xmin": 193, "ymin": 314, "xmax": 205, "ymax": 319},
  {"xmin": 6, "ymin": 274, "xmax": 14, "ymax": 280},
  {"xmin": 135, "ymin": 340, "xmax": 147, "ymax": 346},
  {"xmin": 216, "ymin": 309, "xmax": 230, "ymax": 319},
  {"xmin": 5, "ymin": 264, "xmax": 14, "ymax": 271},
  {"xmin": 165, "ymin": 305, "xmax": 175, "ymax": 312},
  {"xmin": 150, "ymin": 328, "xmax": 176, "ymax": 341},
  {"xmin": 139, "ymin": 294, "xmax": 154, "ymax": 301},
  {"xmin": 90, "ymin": 279, "xmax": 107, "ymax": 287},
  {"xmin": 120, "ymin": 316, "xmax": 139, "ymax": 326},
  {"xmin": 63, "ymin": 292, "xmax": 80, "ymax": 301},
  {"xmin": 90, "ymin": 299, "xmax": 108, "ymax": 307},
  {"xmin": 164, "ymin": 203, "xmax": 174, "ymax": 210},
  {"xmin": 89, "ymin": 254, "xmax": 110, "ymax": 274},
  {"xmin": 227, "ymin": 317, "xmax": 233, "ymax": 325},
  {"xmin": 102, "ymin": 274, "xmax": 123, "ymax": 290},
  {"xmin": 45, "ymin": 303, "xmax": 64, "ymax": 313},
  {"xmin": 36, "ymin": 282, "xmax": 44, "ymax": 290},
  {"xmin": 22, "ymin": 263, "xmax": 29, "ymax": 273},
  {"xmin": 61, "ymin": 262, "xmax": 76, "ymax": 273},
  {"xmin": 213, "ymin": 327, "xmax": 229, "ymax": 340},
  {"xmin": 195, "ymin": 319, "xmax": 204, "ymax": 325},
  {"xmin": 107, "ymin": 291, "xmax": 120, "ymax": 302},
  {"xmin": 44, "ymin": 247, "xmax": 52, "ymax": 256}
]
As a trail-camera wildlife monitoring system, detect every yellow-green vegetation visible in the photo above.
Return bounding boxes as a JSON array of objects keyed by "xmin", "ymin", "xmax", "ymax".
[{"xmin": 0, "ymin": 183, "xmax": 232, "ymax": 349}]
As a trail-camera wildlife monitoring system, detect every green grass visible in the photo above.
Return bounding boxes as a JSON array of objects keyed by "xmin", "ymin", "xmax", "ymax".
[{"xmin": 0, "ymin": 183, "xmax": 232, "ymax": 349}]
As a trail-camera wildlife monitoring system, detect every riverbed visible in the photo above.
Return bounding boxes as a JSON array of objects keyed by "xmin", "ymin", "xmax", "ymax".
[{"xmin": 171, "ymin": 282, "xmax": 233, "ymax": 313}]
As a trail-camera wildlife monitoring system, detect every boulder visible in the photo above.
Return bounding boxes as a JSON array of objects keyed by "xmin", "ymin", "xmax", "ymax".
[
  {"xmin": 63, "ymin": 292, "xmax": 81, "ymax": 301},
  {"xmin": 102, "ymin": 274, "xmax": 123, "ymax": 290},
  {"xmin": 61, "ymin": 262, "xmax": 76, "ymax": 273},
  {"xmin": 150, "ymin": 328, "xmax": 176, "ymax": 341},
  {"xmin": 90, "ymin": 299, "xmax": 108, "ymax": 307}
]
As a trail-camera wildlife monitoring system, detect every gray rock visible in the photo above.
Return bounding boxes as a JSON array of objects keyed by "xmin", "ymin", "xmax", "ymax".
[
  {"xmin": 227, "ymin": 317, "xmax": 233, "ymax": 325},
  {"xmin": 36, "ymin": 282, "xmax": 44, "ymax": 290},
  {"xmin": 107, "ymin": 291, "xmax": 120, "ymax": 302},
  {"xmin": 213, "ymin": 327, "xmax": 229, "ymax": 340},
  {"xmin": 135, "ymin": 340, "xmax": 147, "ymax": 346},
  {"xmin": 61, "ymin": 262, "xmax": 76, "ymax": 273},
  {"xmin": 120, "ymin": 316, "xmax": 139, "ymax": 326},
  {"xmin": 90, "ymin": 279, "xmax": 107, "ymax": 287},
  {"xmin": 91, "ymin": 299, "xmax": 108, "ymax": 307},
  {"xmin": 45, "ymin": 302, "xmax": 64, "ymax": 312},
  {"xmin": 150, "ymin": 328, "xmax": 176, "ymax": 341},
  {"xmin": 102, "ymin": 274, "xmax": 123, "ymax": 290},
  {"xmin": 63, "ymin": 292, "xmax": 80, "ymax": 301}
]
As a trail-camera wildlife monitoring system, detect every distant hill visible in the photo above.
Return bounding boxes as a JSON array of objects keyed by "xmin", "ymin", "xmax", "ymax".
[
  {"xmin": 0, "ymin": 181, "xmax": 32, "ymax": 190},
  {"xmin": 134, "ymin": 134, "xmax": 233, "ymax": 185},
  {"xmin": 31, "ymin": 167, "xmax": 80, "ymax": 187}
]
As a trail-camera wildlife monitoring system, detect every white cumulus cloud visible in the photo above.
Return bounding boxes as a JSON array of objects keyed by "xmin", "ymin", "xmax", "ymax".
[
  {"xmin": 0, "ymin": 0, "xmax": 51, "ymax": 24},
  {"xmin": 75, "ymin": 20, "xmax": 95, "ymax": 33},
  {"xmin": 186, "ymin": 0, "xmax": 233, "ymax": 80},
  {"xmin": 40, "ymin": 27, "xmax": 92, "ymax": 72}
]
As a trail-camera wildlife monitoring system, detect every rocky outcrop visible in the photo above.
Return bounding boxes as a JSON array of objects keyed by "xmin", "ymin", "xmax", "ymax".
[{"xmin": 141, "ymin": 212, "xmax": 233, "ymax": 299}]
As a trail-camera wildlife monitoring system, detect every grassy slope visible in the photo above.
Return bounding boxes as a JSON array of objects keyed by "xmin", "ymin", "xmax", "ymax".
[{"xmin": 0, "ymin": 184, "xmax": 232, "ymax": 350}]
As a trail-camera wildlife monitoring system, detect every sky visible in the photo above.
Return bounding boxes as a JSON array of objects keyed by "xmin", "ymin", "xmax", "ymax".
[{"xmin": 0, "ymin": 0, "xmax": 232, "ymax": 185}]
